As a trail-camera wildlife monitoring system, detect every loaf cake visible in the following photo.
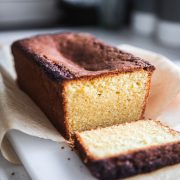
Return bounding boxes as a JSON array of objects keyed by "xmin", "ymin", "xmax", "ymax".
[
  {"xmin": 12, "ymin": 33, "xmax": 155, "ymax": 139},
  {"xmin": 75, "ymin": 120, "xmax": 180, "ymax": 180}
]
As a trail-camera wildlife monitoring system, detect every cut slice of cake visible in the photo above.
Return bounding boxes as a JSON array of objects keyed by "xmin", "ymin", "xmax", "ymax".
[
  {"xmin": 75, "ymin": 120, "xmax": 180, "ymax": 180},
  {"xmin": 12, "ymin": 33, "xmax": 155, "ymax": 139}
]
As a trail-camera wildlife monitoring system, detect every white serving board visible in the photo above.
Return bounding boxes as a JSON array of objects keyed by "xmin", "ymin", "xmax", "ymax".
[
  {"xmin": 0, "ymin": 153, "xmax": 31, "ymax": 180},
  {"xmin": 7, "ymin": 130, "xmax": 95, "ymax": 180}
]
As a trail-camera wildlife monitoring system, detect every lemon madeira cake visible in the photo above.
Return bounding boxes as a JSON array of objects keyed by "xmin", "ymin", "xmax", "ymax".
[
  {"xmin": 12, "ymin": 33, "xmax": 155, "ymax": 139},
  {"xmin": 75, "ymin": 120, "xmax": 180, "ymax": 180}
]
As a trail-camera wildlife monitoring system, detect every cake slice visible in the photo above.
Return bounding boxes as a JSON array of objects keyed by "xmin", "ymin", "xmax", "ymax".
[
  {"xmin": 75, "ymin": 120, "xmax": 180, "ymax": 180},
  {"xmin": 12, "ymin": 33, "xmax": 155, "ymax": 139}
]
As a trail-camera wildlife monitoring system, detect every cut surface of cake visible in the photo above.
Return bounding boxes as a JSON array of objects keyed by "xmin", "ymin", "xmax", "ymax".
[
  {"xmin": 75, "ymin": 120, "xmax": 180, "ymax": 180},
  {"xmin": 12, "ymin": 33, "xmax": 155, "ymax": 138}
]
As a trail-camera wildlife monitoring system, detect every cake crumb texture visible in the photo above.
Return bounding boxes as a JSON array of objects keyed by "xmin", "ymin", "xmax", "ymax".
[
  {"xmin": 65, "ymin": 71, "xmax": 149, "ymax": 134},
  {"xmin": 76, "ymin": 120, "xmax": 180, "ymax": 159},
  {"xmin": 75, "ymin": 120, "xmax": 180, "ymax": 180}
]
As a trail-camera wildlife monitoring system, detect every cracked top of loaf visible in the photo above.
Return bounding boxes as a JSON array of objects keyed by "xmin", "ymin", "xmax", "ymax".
[{"xmin": 12, "ymin": 32, "xmax": 155, "ymax": 81}]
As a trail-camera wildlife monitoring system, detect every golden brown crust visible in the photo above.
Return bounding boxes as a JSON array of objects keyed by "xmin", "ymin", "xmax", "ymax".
[
  {"xmin": 75, "ymin": 121, "xmax": 180, "ymax": 180},
  {"xmin": 11, "ymin": 32, "xmax": 155, "ymax": 81},
  {"xmin": 78, "ymin": 141, "xmax": 180, "ymax": 180},
  {"xmin": 140, "ymin": 72, "xmax": 153, "ymax": 119},
  {"xmin": 12, "ymin": 47, "xmax": 69, "ymax": 138}
]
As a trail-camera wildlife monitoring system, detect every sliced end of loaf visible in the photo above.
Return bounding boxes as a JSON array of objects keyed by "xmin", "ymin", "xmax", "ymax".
[
  {"xmin": 75, "ymin": 120, "xmax": 180, "ymax": 180},
  {"xmin": 64, "ymin": 70, "xmax": 152, "ymax": 137}
]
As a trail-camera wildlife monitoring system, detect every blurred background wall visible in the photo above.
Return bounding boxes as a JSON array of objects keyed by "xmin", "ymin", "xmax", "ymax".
[{"xmin": 0, "ymin": 0, "xmax": 180, "ymax": 47}]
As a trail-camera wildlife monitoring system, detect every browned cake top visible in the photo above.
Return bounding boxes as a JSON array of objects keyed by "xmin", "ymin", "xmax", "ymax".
[{"xmin": 12, "ymin": 32, "xmax": 155, "ymax": 81}]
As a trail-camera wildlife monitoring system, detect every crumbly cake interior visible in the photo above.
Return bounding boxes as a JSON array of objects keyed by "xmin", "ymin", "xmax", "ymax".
[
  {"xmin": 77, "ymin": 120, "xmax": 180, "ymax": 159},
  {"xmin": 65, "ymin": 70, "xmax": 149, "ymax": 135}
]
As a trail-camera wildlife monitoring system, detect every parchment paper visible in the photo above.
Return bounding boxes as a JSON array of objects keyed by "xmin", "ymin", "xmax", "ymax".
[{"xmin": 0, "ymin": 45, "xmax": 180, "ymax": 179}]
